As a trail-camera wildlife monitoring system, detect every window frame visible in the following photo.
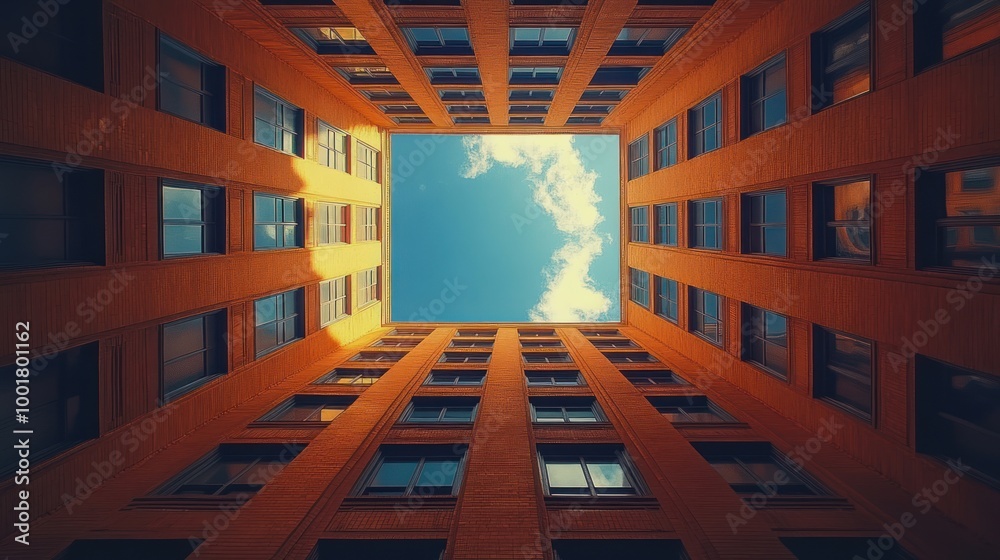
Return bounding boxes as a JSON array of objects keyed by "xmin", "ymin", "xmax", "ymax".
[
  {"xmin": 157, "ymin": 33, "xmax": 226, "ymax": 131},
  {"xmin": 319, "ymin": 276, "xmax": 350, "ymax": 327},
  {"xmin": 742, "ymin": 188, "xmax": 788, "ymax": 257},
  {"xmin": 160, "ymin": 180, "xmax": 225, "ymax": 258},
  {"xmin": 314, "ymin": 368, "xmax": 387, "ymax": 385},
  {"xmin": 628, "ymin": 135, "xmax": 650, "ymax": 180},
  {"xmin": 253, "ymin": 86, "xmax": 303, "ymax": 156},
  {"xmin": 690, "ymin": 198, "xmax": 724, "ymax": 251},
  {"xmin": 530, "ymin": 397, "xmax": 606, "ymax": 424},
  {"xmin": 653, "ymin": 276, "xmax": 679, "ymax": 323},
  {"xmin": 254, "ymin": 289, "xmax": 304, "ymax": 358},
  {"xmin": 256, "ymin": 395, "xmax": 354, "ymax": 424},
  {"xmin": 401, "ymin": 397, "xmax": 480, "ymax": 424},
  {"xmin": 522, "ymin": 352, "xmax": 573, "ymax": 364},
  {"xmin": 358, "ymin": 206, "xmax": 379, "ymax": 242},
  {"xmin": 317, "ymin": 120, "xmax": 349, "ymax": 172},
  {"xmin": 688, "ymin": 92, "xmax": 722, "ymax": 158},
  {"xmin": 153, "ymin": 443, "xmax": 303, "ymax": 498},
  {"xmin": 357, "ymin": 267, "xmax": 380, "ymax": 308},
  {"xmin": 537, "ymin": 444, "xmax": 646, "ymax": 497},
  {"xmin": 653, "ymin": 119, "xmax": 679, "ymax": 170},
  {"xmin": 689, "ymin": 287, "xmax": 725, "ymax": 346},
  {"xmin": 253, "ymin": 193, "xmax": 303, "ymax": 251},
  {"xmin": 356, "ymin": 445, "xmax": 469, "ymax": 497},
  {"xmin": 741, "ymin": 53, "xmax": 787, "ymax": 137},
  {"xmin": 813, "ymin": 326, "xmax": 875, "ymax": 423},
  {"xmin": 402, "ymin": 27, "xmax": 473, "ymax": 55},
  {"xmin": 693, "ymin": 441, "xmax": 832, "ymax": 500},
  {"xmin": 160, "ymin": 310, "xmax": 228, "ymax": 402},
  {"xmin": 425, "ymin": 370, "xmax": 487, "ymax": 386},
  {"xmin": 811, "ymin": 2, "xmax": 872, "ymax": 111},
  {"xmin": 316, "ymin": 202, "xmax": 349, "ymax": 245},
  {"xmin": 651, "ymin": 395, "xmax": 738, "ymax": 424},
  {"xmin": 630, "ymin": 206, "xmax": 650, "ymax": 243},
  {"xmin": 509, "ymin": 27, "xmax": 577, "ymax": 55},
  {"xmin": 629, "ymin": 268, "xmax": 651, "ymax": 308},
  {"xmin": 440, "ymin": 352, "xmax": 492, "ymax": 364},
  {"xmin": 653, "ymin": 203, "xmax": 678, "ymax": 246},
  {"xmin": 355, "ymin": 141, "xmax": 380, "ymax": 183},
  {"xmin": 813, "ymin": 177, "xmax": 873, "ymax": 263},
  {"xmin": 741, "ymin": 304, "xmax": 789, "ymax": 380},
  {"xmin": 525, "ymin": 370, "xmax": 584, "ymax": 386}
]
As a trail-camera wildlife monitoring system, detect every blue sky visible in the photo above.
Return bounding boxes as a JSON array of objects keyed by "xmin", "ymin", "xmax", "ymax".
[{"xmin": 390, "ymin": 134, "xmax": 620, "ymax": 323}]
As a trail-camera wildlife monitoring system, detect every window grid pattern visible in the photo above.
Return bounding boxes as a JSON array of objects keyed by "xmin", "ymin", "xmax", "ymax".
[
  {"xmin": 319, "ymin": 277, "xmax": 349, "ymax": 327},
  {"xmin": 538, "ymin": 446, "xmax": 641, "ymax": 497},
  {"xmin": 254, "ymin": 290, "xmax": 302, "ymax": 357},
  {"xmin": 531, "ymin": 400, "xmax": 603, "ymax": 423},
  {"xmin": 318, "ymin": 122, "xmax": 348, "ymax": 171},
  {"xmin": 317, "ymin": 202, "xmax": 348, "ymax": 245},
  {"xmin": 630, "ymin": 206, "xmax": 649, "ymax": 242},
  {"xmin": 253, "ymin": 87, "xmax": 301, "ymax": 155},
  {"xmin": 815, "ymin": 327, "xmax": 874, "ymax": 422},
  {"xmin": 356, "ymin": 142, "xmax": 379, "ymax": 182},
  {"xmin": 816, "ymin": 179, "xmax": 871, "ymax": 261},
  {"xmin": 744, "ymin": 190, "xmax": 787, "ymax": 256},
  {"xmin": 654, "ymin": 276, "xmax": 678, "ymax": 323},
  {"xmin": 743, "ymin": 55, "xmax": 787, "ymax": 136},
  {"xmin": 690, "ymin": 287, "xmax": 723, "ymax": 345},
  {"xmin": 628, "ymin": 136, "xmax": 649, "ymax": 180},
  {"xmin": 253, "ymin": 194, "xmax": 301, "ymax": 250},
  {"xmin": 743, "ymin": 305, "xmax": 789, "ymax": 379},
  {"xmin": 689, "ymin": 93, "xmax": 721, "ymax": 157},
  {"xmin": 359, "ymin": 206, "xmax": 378, "ymax": 241},
  {"xmin": 691, "ymin": 198, "xmax": 723, "ymax": 250},
  {"xmin": 162, "ymin": 182, "xmax": 222, "ymax": 257},
  {"xmin": 358, "ymin": 268, "xmax": 379, "ymax": 307},
  {"xmin": 629, "ymin": 268, "xmax": 650, "ymax": 308},
  {"xmin": 654, "ymin": 119, "xmax": 678, "ymax": 169},
  {"xmin": 654, "ymin": 203, "xmax": 677, "ymax": 246}
]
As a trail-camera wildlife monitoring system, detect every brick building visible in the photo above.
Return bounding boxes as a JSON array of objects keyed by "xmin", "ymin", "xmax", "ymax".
[{"xmin": 0, "ymin": 0, "xmax": 998, "ymax": 558}]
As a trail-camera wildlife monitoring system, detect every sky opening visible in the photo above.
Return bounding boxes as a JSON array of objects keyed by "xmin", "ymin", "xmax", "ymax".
[{"xmin": 390, "ymin": 134, "xmax": 620, "ymax": 323}]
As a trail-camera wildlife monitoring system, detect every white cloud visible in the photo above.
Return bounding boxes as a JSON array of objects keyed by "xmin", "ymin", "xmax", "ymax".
[{"xmin": 462, "ymin": 135, "xmax": 614, "ymax": 322}]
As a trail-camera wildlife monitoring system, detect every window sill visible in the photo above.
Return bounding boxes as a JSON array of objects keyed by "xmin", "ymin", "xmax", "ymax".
[
  {"xmin": 672, "ymin": 421, "xmax": 750, "ymax": 429},
  {"xmin": 396, "ymin": 422, "xmax": 475, "ymax": 429},
  {"xmin": 740, "ymin": 495, "xmax": 852, "ymax": 510},
  {"xmin": 253, "ymin": 140, "xmax": 303, "ymax": 159},
  {"xmin": 127, "ymin": 495, "xmax": 253, "ymax": 511},
  {"xmin": 816, "ymin": 396, "xmax": 874, "ymax": 426},
  {"xmin": 256, "ymin": 338, "xmax": 304, "ymax": 360},
  {"xmin": 164, "ymin": 374, "xmax": 225, "ymax": 403},
  {"xmin": 162, "ymin": 251, "xmax": 226, "ymax": 262},
  {"xmin": 339, "ymin": 495, "xmax": 457, "ymax": 511},
  {"xmin": 744, "ymin": 360, "xmax": 789, "ymax": 383},
  {"xmin": 544, "ymin": 496, "xmax": 659, "ymax": 510},
  {"xmin": 246, "ymin": 420, "xmax": 331, "ymax": 430},
  {"xmin": 532, "ymin": 422, "xmax": 613, "ymax": 429}
]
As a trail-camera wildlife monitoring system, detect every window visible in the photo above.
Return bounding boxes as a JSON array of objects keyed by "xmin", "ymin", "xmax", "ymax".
[
  {"xmin": 319, "ymin": 276, "xmax": 349, "ymax": 326},
  {"xmin": 654, "ymin": 276, "xmax": 678, "ymax": 323},
  {"xmin": 402, "ymin": 398, "xmax": 479, "ymax": 423},
  {"xmin": 581, "ymin": 90, "xmax": 628, "ymax": 102},
  {"xmin": 519, "ymin": 328, "xmax": 556, "ymax": 337},
  {"xmin": 916, "ymin": 356, "xmax": 1000, "ymax": 487},
  {"xmin": 651, "ymin": 395, "xmax": 736, "ymax": 423},
  {"xmin": 0, "ymin": 343, "xmax": 98, "ymax": 475},
  {"xmin": 690, "ymin": 287, "xmax": 724, "ymax": 346},
  {"xmin": 450, "ymin": 339, "xmax": 494, "ymax": 348},
  {"xmin": 161, "ymin": 311, "xmax": 227, "ymax": 401},
  {"xmin": 391, "ymin": 328, "xmax": 433, "ymax": 336},
  {"xmin": 572, "ymin": 105, "xmax": 611, "ymax": 115},
  {"xmin": 357, "ymin": 267, "xmax": 380, "ymax": 307},
  {"xmin": 531, "ymin": 398, "xmax": 604, "ymax": 423},
  {"xmin": 157, "ymin": 36, "xmax": 225, "ymax": 131},
  {"xmin": 811, "ymin": 2, "xmax": 871, "ymax": 110},
  {"xmin": 450, "ymin": 104, "xmax": 490, "ymax": 114},
  {"xmin": 580, "ymin": 329, "xmax": 621, "ymax": 337},
  {"xmin": 0, "ymin": 0, "xmax": 103, "ymax": 91},
  {"xmin": 456, "ymin": 329, "xmax": 496, "ymax": 337},
  {"xmin": 358, "ymin": 445, "xmax": 467, "ymax": 496},
  {"xmin": 610, "ymin": 27, "xmax": 687, "ymax": 55},
  {"xmin": 690, "ymin": 198, "xmax": 723, "ymax": 250},
  {"xmin": 653, "ymin": 203, "xmax": 678, "ymax": 246},
  {"xmin": 603, "ymin": 352, "xmax": 656, "ymax": 363},
  {"xmin": 521, "ymin": 340, "xmax": 564, "ymax": 348},
  {"xmin": 318, "ymin": 121, "xmax": 349, "ymax": 171},
  {"xmin": 552, "ymin": 540, "xmax": 687, "ymax": 560},
  {"xmin": 915, "ymin": 0, "xmax": 1000, "ymax": 70},
  {"xmin": 742, "ymin": 54, "xmax": 786, "ymax": 136},
  {"xmin": 537, "ymin": 444, "xmax": 644, "ymax": 497},
  {"xmin": 56, "ymin": 539, "xmax": 200, "ymax": 560},
  {"xmin": 426, "ymin": 370, "xmax": 486, "ymax": 386},
  {"xmin": 689, "ymin": 93, "xmax": 722, "ymax": 157},
  {"xmin": 363, "ymin": 90, "xmax": 413, "ymax": 101},
  {"xmin": 0, "ymin": 158, "xmax": 104, "ymax": 269},
  {"xmin": 814, "ymin": 178, "xmax": 871, "ymax": 261},
  {"xmin": 440, "ymin": 352, "xmax": 491, "ymax": 364},
  {"xmin": 335, "ymin": 66, "xmax": 397, "ymax": 85},
  {"xmin": 509, "ymin": 67, "xmax": 563, "ymax": 85},
  {"xmin": 358, "ymin": 206, "xmax": 379, "ymax": 241},
  {"xmin": 426, "ymin": 67, "xmax": 481, "ymax": 85},
  {"xmin": 356, "ymin": 142, "xmax": 380, "ymax": 182},
  {"xmin": 441, "ymin": 90, "xmax": 486, "ymax": 101},
  {"xmin": 625, "ymin": 371, "xmax": 685, "ymax": 386},
  {"xmin": 742, "ymin": 305, "xmax": 789, "ymax": 380},
  {"xmin": 917, "ymin": 164, "xmax": 999, "ymax": 271},
  {"xmin": 567, "ymin": 115, "xmax": 605, "ymax": 124},
  {"xmin": 253, "ymin": 193, "xmax": 302, "ymax": 250},
  {"xmin": 743, "ymin": 190, "xmax": 786, "ymax": 256},
  {"xmin": 509, "ymin": 90, "xmax": 554, "ymax": 101},
  {"xmin": 591, "ymin": 339, "xmax": 636, "ymax": 349},
  {"xmin": 316, "ymin": 202, "xmax": 348, "ymax": 245},
  {"xmin": 375, "ymin": 338, "xmax": 420, "ymax": 348},
  {"xmin": 693, "ymin": 442, "xmax": 829, "ymax": 499},
  {"xmin": 315, "ymin": 368, "xmax": 386, "ymax": 385},
  {"xmin": 630, "ymin": 206, "xmax": 649, "ymax": 242},
  {"xmin": 523, "ymin": 352, "xmax": 572, "ymax": 364},
  {"xmin": 155, "ymin": 444, "xmax": 302, "ymax": 497},
  {"xmin": 526, "ymin": 371, "xmax": 583, "ymax": 386},
  {"xmin": 654, "ymin": 119, "xmax": 678, "ymax": 170},
  {"xmin": 510, "ymin": 104, "xmax": 549, "ymax": 114},
  {"xmin": 254, "ymin": 87, "xmax": 302, "ymax": 155},
  {"xmin": 780, "ymin": 537, "xmax": 915, "ymax": 560},
  {"xmin": 814, "ymin": 327, "xmax": 874, "ymax": 422},
  {"xmin": 351, "ymin": 351, "xmax": 406, "ymax": 363},
  {"xmin": 293, "ymin": 27, "xmax": 374, "ymax": 55},
  {"xmin": 402, "ymin": 27, "xmax": 472, "ymax": 55},
  {"xmin": 628, "ymin": 136, "xmax": 650, "ymax": 180},
  {"xmin": 162, "ymin": 181, "xmax": 224, "ymax": 257},
  {"xmin": 509, "ymin": 116, "xmax": 544, "ymax": 125},
  {"xmin": 458, "ymin": 116, "xmax": 492, "ymax": 125},
  {"xmin": 629, "ymin": 268, "xmax": 650, "ymax": 308},
  {"xmin": 510, "ymin": 27, "xmax": 577, "ymax": 55},
  {"xmin": 590, "ymin": 67, "xmax": 651, "ymax": 86},
  {"xmin": 314, "ymin": 539, "xmax": 447, "ymax": 560},
  {"xmin": 258, "ymin": 395, "xmax": 353, "ymax": 423},
  {"xmin": 255, "ymin": 289, "xmax": 303, "ymax": 357}
]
